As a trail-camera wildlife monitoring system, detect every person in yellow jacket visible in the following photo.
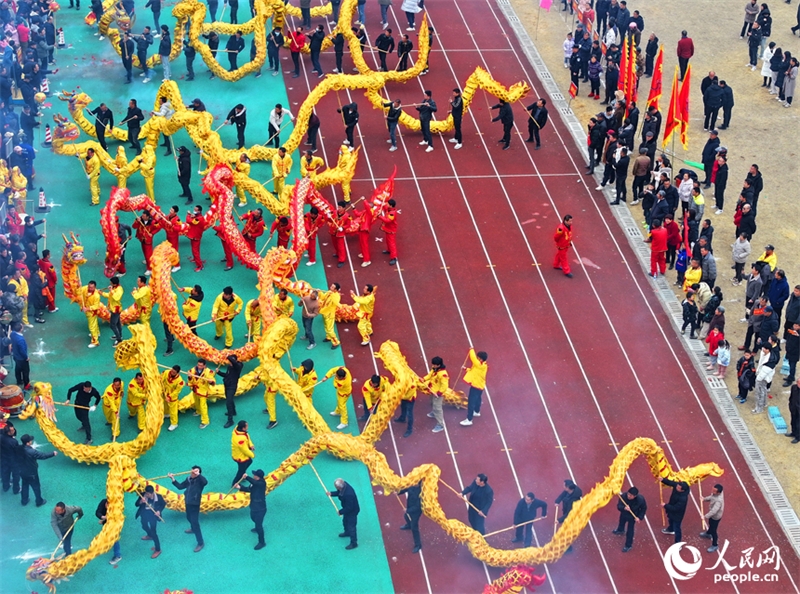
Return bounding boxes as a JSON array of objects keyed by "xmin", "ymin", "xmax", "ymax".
[
  {"xmin": 231, "ymin": 420, "xmax": 255, "ymax": 485},
  {"xmin": 79, "ymin": 280, "xmax": 102, "ymax": 347},
  {"xmin": 98, "ymin": 277, "xmax": 124, "ymax": 346},
  {"xmin": 262, "ymin": 376, "xmax": 280, "ymax": 430},
  {"xmin": 294, "ymin": 359, "xmax": 318, "ymax": 401},
  {"xmin": 319, "ymin": 282, "xmax": 341, "ymax": 349},
  {"xmin": 179, "ymin": 285, "xmax": 204, "ymax": 334},
  {"xmin": 161, "ymin": 365, "xmax": 185, "ymax": 431},
  {"xmin": 188, "ymin": 359, "xmax": 216, "ymax": 428},
  {"xmin": 300, "ymin": 149, "xmax": 324, "ymax": 180},
  {"xmin": 350, "ymin": 284, "xmax": 376, "ymax": 345},
  {"xmin": 234, "ymin": 154, "xmax": 251, "ymax": 207},
  {"xmin": 132, "ymin": 275, "xmax": 153, "ymax": 324},
  {"xmin": 127, "ymin": 372, "xmax": 148, "ymax": 431},
  {"xmin": 422, "ymin": 356, "xmax": 448, "ymax": 433},
  {"xmin": 460, "ymin": 349, "xmax": 488, "ymax": 426},
  {"xmin": 271, "ymin": 288, "xmax": 294, "ymax": 318},
  {"xmin": 138, "ymin": 145, "xmax": 156, "ymax": 200},
  {"xmin": 757, "ymin": 244, "xmax": 777, "ymax": 272},
  {"xmin": 682, "ymin": 258, "xmax": 703, "ymax": 293},
  {"xmin": 322, "ymin": 366, "xmax": 352, "ymax": 429},
  {"xmin": 245, "ymin": 298, "xmax": 261, "ymax": 340},
  {"xmin": 84, "ymin": 148, "xmax": 102, "ymax": 206},
  {"xmin": 102, "ymin": 378, "xmax": 124, "ymax": 438},
  {"xmin": 393, "ymin": 385, "xmax": 417, "ymax": 438},
  {"xmin": 212, "ymin": 286, "xmax": 243, "ymax": 348},
  {"xmin": 271, "ymin": 146, "xmax": 292, "ymax": 198},
  {"xmin": 360, "ymin": 374, "xmax": 387, "ymax": 422},
  {"xmin": 7, "ymin": 269, "xmax": 31, "ymax": 327}
]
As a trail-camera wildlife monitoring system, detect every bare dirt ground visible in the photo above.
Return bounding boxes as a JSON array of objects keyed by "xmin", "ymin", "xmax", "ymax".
[{"xmin": 508, "ymin": 0, "xmax": 800, "ymax": 515}]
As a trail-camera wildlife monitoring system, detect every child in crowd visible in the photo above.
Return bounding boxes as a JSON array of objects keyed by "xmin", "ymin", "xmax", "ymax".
[
  {"xmin": 681, "ymin": 291, "xmax": 698, "ymax": 338},
  {"xmin": 563, "ymin": 32, "xmax": 574, "ymax": 68},
  {"xmin": 705, "ymin": 326, "xmax": 725, "ymax": 370},
  {"xmin": 675, "ymin": 245, "xmax": 688, "ymax": 287},
  {"xmin": 736, "ymin": 349, "xmax": 756, "ymax": 403},
  {"xmin": 715, "ymin": 340, "xmax": 731, "ymax": 378}
]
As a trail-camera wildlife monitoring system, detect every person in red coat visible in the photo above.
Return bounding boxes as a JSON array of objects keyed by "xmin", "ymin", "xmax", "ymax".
[
  {"xmin": 269, "ymin": 216, "xmax": 292, "ymax": 249},
  {"xmin": 553, "ymin": 215, "xmax": 574, "ymax": 278},
  {"xmin": 213, "ymin": 223, "xmax": 235, "ymax": 271},
  {"xmin": 647, "ymin": 218, "xmax": 669, "ymax": 278},
  {"xmin": 5, "ymin": 207, "xmax": 24, "ymax": 237},
  {"xmin": 329, "ymin": 201, "xmax": 351, "ymax": 268},
  {"xmin": 133, "ymin": 212, "xmax": 160, "ymax": 274},
  {"xmin": 356, "ymin": 203, "xmax": 372, "ymax": 268},
  {"xmin": 378, "ymin": 199, "xmax": 398, "ymax": 266},
  {"xmin": 676, "ymin": 30, "xmax": 694, "ymax": 81},
  {"xmin": 37, "ymin": 249, "xmax": 58, "ymax": 312},
  {"xmin": 185, "ymin": 205, "xmax": 207, "ymax": 272},
  {"xmin": 663, "ymin": 213, "xmax": 682, "ymax": 270},
  {"xmin": 241, "ymin": 208, "xmax": 266, "ymax": 252},
  {"xmin": 164, "ymin": 205, "xmax": 183, "ymax": 272},
  {"xmin": 303, "ymin": 207, "xmax": 324, "ymax": 266}
]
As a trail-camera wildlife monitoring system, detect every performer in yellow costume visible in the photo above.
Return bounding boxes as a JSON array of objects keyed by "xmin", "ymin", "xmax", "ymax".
[
  {"xmin": 161, "ymin": 365, "xmax": 185, "ymax": 431},
  {"xmin": 98, "ymin": 277, "xmax": 125, "ymax": 346},
  {"xmin": 323, "ymin": 366, "xmax": 352, "ymax": 429},
  {"xmin": 300, "ymin": 150, "xmax": 324, "ymax": 180},
  {"xmin": 263, "ymin": 376, "xmax": 280, "ymax": 429},
  {"xmin": 10, "ymin": 167, "xmax": 28, "ymax": 212},
  {"xmin": 294, "ymin": 359, "xmax": 318, "ymax": 400},
  {"xmin": 231, "ymin": 420, "xmax": 255, "ymax": 485},
  {"xmin": 244, "ymin": 298, "xmax": 261, "ymax": 340},
  {"xmin": 132, "ymin": 275, "xmax": 153, "ymax": 324},
  {"xmin": 423, "ymin": 356, "xmax": 449, "ymax": 433},
  {"xmin": 78, "ymin": 280, "xmax": 102, "ymax": 347},
  {"xmin": 102, "ymin": 378, "xmax": 124, "ymax": 438},
  {"xmin": 351, "ymin": 284, "xmax": 376, "ymax": 345},
  {"xmin": 319, "ymin": 282, "xmax": 341, "ymax": 348},
  {"xmin": 234, "ymin": 154, "xmax": 251, "ymax": 207},
  {"xmin": 338, "ymin": 145, "xmax": 353, "ymax": 202},
  {"xmin": 126, "ymin": 372, "xmax": 148, "ymax": 431},
  {"xmin": 7, "ymin": 270, "xmax": 30, "ymax": 326},
  {"xmin": 84, "ymin": 148, "xmax": 102, "ymax": 206},
  {"xmin": 138, "ymin": 145, "xmax": 156, "ymax": 201},
  {"xmin": 271, "ymin": 147, "xmax": 292, "ymax": 198},
  {"xmin": 360, "ymin": 374, "xmax": 387, "ymax": 421},
  {"xmin": 271, "ymin": 288, "xmax": 294, "ymax": 318},
  {"xmin": 180, "ymin": 285, "xmax": 204, "ymax": 334},
  {"xmin": 212, "ymin": 286, "xmax": 243, "ymax": 348},
  {"xmin": 188, "ymin": 359, "xmax": 216, "ymax": 428}
]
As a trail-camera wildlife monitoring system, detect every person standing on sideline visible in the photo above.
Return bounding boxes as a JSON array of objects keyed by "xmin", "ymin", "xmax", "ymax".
[
  {"xmin": 676, "ymin": 30, "xmax": 694, "ymax": 80},
  {"xmin": 644, "ymin": 32, "xmax": 659, "ymax": 76},
  {"xmin": 235, "ymin": 470, "xmax": 267, "ymax": 549},
  {"xmin": 714, "ymin": 154, "xmax": 728, "ymax": 214},
  {"xmin": 491, "ymin": 100, "xmax": 514, "ymax": 150},
  {"xmin": 660, "ymin": 478, "xmax": 689, "ymax": 543},
  {"xmin": 448, "ymin": 88, "xmax": 464, "ymax": 149},
  {"xmin": 700, "ymin": 130, "xmax": 720, "ymax": 187},
  {"xmin": 299, "ymin": 290, "xmax": 319, "ymax": 349},
  {"xmin": 96, "ymin": 498, "xmax": 122, "ymax": 564},
  {"xmin": 512, "ymin": 493, "xmax": 547, "ymax": 547},
  {"xmin": 170, "ymin": 466, "xmax": 207, "ymax": 552},
  {"xmin": 719, "ymin": 81, "xmax": 734, "ymax": 129},
  {"xmin": 460, "ymin": 349, "xmax": 488, "ymax": 426},
  {"xmin": 51, "ymin": 502, "xmax": 84, "ymax": 555},
  {"xmin": 700, "ymin": 484, "xmax": 724, "ymax": 552},
  {"xmin": 329, "ymin": 478, "xmax": 360, "ymax": 549},
  {"xmin": 742, "ymin": 0, "xmax": 759, "ymax": 38},
  {"xmin": 217, "ymin": 353, "xmax": 243, "ymax": 428},
  {"xmin": 747, "ymin": 22, "xmax": 763, "ymax": 70},
  {"xmin": 525, "ymin": 98, "xmax": 549, "ymax": 149},
  {"xmin": 1, "ymin": 423, "xmax": 20, "ymax": 494},
  {"xmin": 416, "ymin": 91, "xmax": 437, "ymax": 151},
  {"xmin": 553, "ymin": 215, "xmax": 574, "ymax": 278},
  {"xmin": 783, "ymin": 324, "xmax": 800, "ymax": 389},
  {"xmin": 19, "ymin": 434, "xmax": 57, "ymax": 506},
  {"xmin": 611, "ymin": 147, "xmax": 630, "ymax": 204},
  {"xmin": 703, "ymin": 81, "xmax": 723, "ymax": 132},
  {"xmin": 11, "ymin": 323, "xmax": 31, "ymax": 389},
  {"xmin": 461, "ymin": 474, "xmax": 494, "ymax": 535},
  {"xmin": 145, "ymin": 0, "xmax": 161, "ymax": 31},
  {"xmin": 399, "ymin": 482, "xmax": 422, "ymax": 553},
  {"xmin": 753, "ymin": 342, "xmax": 779, "ymax": 414},
  {"xmin": 322, "ymin": 366, "xmax": 352, "ymax": 429},
  {"xmin": 230, "ymin": 420, "xmax": 254, "ymax": 485},
  {"xmin": 65, "ymin": 381, "xmax": 100, "ymax": 445},
  {"xmin": 135, "ymin": 485, "xmax": 165, "ymax": 558},
  {"xmin": 646, "ymin": 218, "xmax": 668, "ymax": 278},
  {"xmin": 422, "ymin": 356, "xmax": 448, "ymax": 433},
  {"xmin": 613, "ymin": 486, "xmax": 647, "ymax": 552},
  {"xmin": 631, "ymin": 148, "xmax": 651, "ymax": 202}
]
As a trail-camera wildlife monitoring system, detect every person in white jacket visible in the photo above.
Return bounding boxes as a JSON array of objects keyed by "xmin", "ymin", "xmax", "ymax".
[
  {"xmin": 761, "ymin": 42, "xmax": 775, "ymax": 88},
  {"xmin": 267, "ymin": 104, "xmax": 295, "ymax": 148},
  {"xmin": 753, "ymin": 343, "xmax": 779, "ymax": 413},
  {"xmin": 699, "ymin": 483, "xmax": 724, "ymax": 553}
]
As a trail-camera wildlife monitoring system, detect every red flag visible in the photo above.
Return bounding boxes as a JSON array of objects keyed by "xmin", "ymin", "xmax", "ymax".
[
  {"xmin": 569, "ymin": 81, "xmax": 577, "ymax": 98},
  {"xmin": 646, "ymin": 45, "xmax": 664, "ymax": 110},
  {"xmin": 627, "ymin": 41, "xmax": 638, "ymax": 105},
  {"xmin": 678, "ymin": 64, "xmax": 692, "ymax": 150},
  {"xmin": 619, "ymin": 36, "xmax": 628, "ymax": 98},
  {"xmin": 662, "ymin": 66, "xmax": 680, "ymax": 148}
]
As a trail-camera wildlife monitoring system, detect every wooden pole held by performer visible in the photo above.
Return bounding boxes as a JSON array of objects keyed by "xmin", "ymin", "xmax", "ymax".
[
  {"xmin": 146, "ymin": 470, "xmax": 193, "ymax": 481},
  {"xmin": 308, "ymin": 461, "xmax": 341, "ymax": 514}
]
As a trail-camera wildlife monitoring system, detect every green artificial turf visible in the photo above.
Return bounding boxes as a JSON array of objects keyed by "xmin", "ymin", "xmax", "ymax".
[{"xmin": 0, "ymin": 8, "xmax": 393, "ymax": 593}]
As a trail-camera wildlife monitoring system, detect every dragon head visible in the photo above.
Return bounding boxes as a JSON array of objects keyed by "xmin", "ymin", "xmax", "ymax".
[
  {"xmin": 62, "ymin": 232, "xmax": 87, "ymax": 266},
  {"xmin": 52, "ymin": 114, "xmax": 81, "ymax": 141},
  {"xmin": 59, "ymin": 90, "xmax": 92, "ymax": 113}
]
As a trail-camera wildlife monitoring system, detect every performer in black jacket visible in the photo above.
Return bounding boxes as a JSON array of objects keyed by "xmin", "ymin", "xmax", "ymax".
[
  {"xmin": 399, "ymin": 482, "xmax": 422, "ymax": 553},
  {"xmin": 337, "ymin": 102, "xmax": 359, "ymax": 147},
  {"xmin": 217, "ymin": 354, "xmax": 243, "ymax": 427},
  {"xmin": 330, "ymin": 478, "xmax": 360, "ymax": 549},
  {"xmin": 512, "ymin": 492, "xmax": 547, "ymax": 547},
  {"xmin": 237, "ymin": 469, "xmax": 267, "ymax": 549},
  {"xmin": 135, "ymin": 485, "xmax": 166, "ymax": 558},
  {"xmin": 90, "ymin": 103, "xmax": 114, "ymax": 151},
  {"xmin": 613, "ymin": 486, "xmax": 647, "ymax": 551},
  {"xmin": 525, "ymin": 98, "xmax": 549, "ymax": 149},
  {"xmin": 65, "ymin": 380, "xmax": 101, "ymax": 444},
  {"xmin": 226, "ymin": 104, "xmax": 247, "ymax": 149},
  {"xmin": 170, "ymin": 466, "xmax": 208, "ymax": 551},
  {"xmin": 461, "ymin": 473, "xmax": 494, "ymax": 534},
  {"xmin": 661, "ymin": 478, "xmax": 689, "ymax": 543},
  {"xmin": 491, "ymin": 100, "xmax": 514, "ymax": 150},
  {"xmin": 177, "ymin": 146, "xmax": 193, "ymax": 203}
]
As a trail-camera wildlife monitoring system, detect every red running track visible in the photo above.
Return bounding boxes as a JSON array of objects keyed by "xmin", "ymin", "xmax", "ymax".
[{"xmin": 283, "ymin": 0, "xmax": 800, "ymax": 592}]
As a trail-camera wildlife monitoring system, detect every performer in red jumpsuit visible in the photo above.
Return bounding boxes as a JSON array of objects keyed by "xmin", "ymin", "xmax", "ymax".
[
  {"xmin": 185, "ymin": 205, "xmax": 207, "ymax": 272},
  {"xmin": 269, "ymin": 216, "xmax": 292, "ymax": 248},
  {"xmin": 241, "ymin": 208, "xmax": 266, "ymax": 252},
  {"xmin": 303, "ymin": 206, "xmax": 324, "ymax": 266},
  {"xmin": 213, "ymin": 223, "xmax": 235, "ymax": 271},
  {"xmin": 553, "ymin": 214, "xmax": 574, "ymax": 278},
  {"xmin": 133, "ymin": 212, "xmax": 160, "ymax": 274},
  {"xmin": 378, "ymin": 199, "xmax": 398, "ymax": 266},
  {"xmin": 37, "ymin": 249, "xmax": 59, "ymax": 312},
  {"xmin": 356, "ymin": 204, "xmax": 372, "ymax": 268},
  {"xmin": 164, "ymin": 205, "xmax": 183, "ymax": 271},
  {"xmin": 329, "ymin": 201, "xmax": 351, "ymax": 268},
  {"xmin": 647, "ymin": 218, "xmax": 669, "ymax": 278}
]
